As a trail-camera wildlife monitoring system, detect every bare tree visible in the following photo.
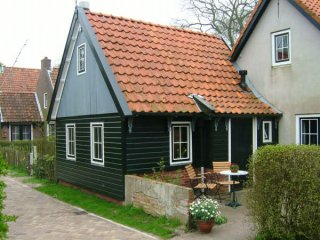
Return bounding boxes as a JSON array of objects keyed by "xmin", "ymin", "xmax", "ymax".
[{"xmin": 176, "ymin": 0, "xmax": 258, "ymax": 47}]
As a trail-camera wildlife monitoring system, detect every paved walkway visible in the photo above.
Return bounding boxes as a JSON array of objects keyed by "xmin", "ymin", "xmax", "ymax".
[{"xmin": 3, "ymin": 176, "xmax": 157, "ymax": 240}]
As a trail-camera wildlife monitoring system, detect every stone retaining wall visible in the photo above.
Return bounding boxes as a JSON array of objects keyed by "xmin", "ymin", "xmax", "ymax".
[{"xmin": 125, "ymin": 175, "xmax": 193, "ymax": 224}]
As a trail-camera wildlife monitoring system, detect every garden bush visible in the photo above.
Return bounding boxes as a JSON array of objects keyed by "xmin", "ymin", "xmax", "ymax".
[
  {"xmin": 247, "ymin": 145, "xmax": 320, "ymax": 240},
  {"xmin": 0, "ymin": 154, "xmax": 9, "ymax": 238},
  {"xmin": 33, "ymin": 154, "xmax": 55, "ymax": 182}
]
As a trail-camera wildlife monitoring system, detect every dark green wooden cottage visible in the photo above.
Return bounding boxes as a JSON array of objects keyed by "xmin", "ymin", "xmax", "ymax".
[{"xmin": 48, "ymin": 6, "xmax": 281, "ymax": 201}]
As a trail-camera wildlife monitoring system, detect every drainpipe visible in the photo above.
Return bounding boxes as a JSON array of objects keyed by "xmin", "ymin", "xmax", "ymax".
[{"xmin": 239, "ymin": 70, "xmax": 247, "ymax": 91}]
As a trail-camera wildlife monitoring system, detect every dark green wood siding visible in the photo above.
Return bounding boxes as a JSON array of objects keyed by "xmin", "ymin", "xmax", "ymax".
[
  {"xmin": 56, "ymin": 113, "xmax": 125, "ymax": 200},
  {"xmin": 205, "ymin": 119, "xmax": 229, "ymax": 167},
  {"xmin": 126, "ymin": 116, "xmax": 169, "ymax": 173}
]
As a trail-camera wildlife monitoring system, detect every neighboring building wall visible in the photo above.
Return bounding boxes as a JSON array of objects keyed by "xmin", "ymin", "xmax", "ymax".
[
  {"xmin": 0, "ymin": 125, "xmax": 9, "ymax": 140},
  {"xmin": 236, "ymin": 0, "xmax": 320, "ymax": 144},
  {"xmin": 56, "ymin": 113, "xmax": 125, "ymax": 200}
]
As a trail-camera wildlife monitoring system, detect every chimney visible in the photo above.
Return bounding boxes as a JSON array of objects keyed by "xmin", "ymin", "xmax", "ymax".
[
  {"xmin": 239, "ymin": 70, "xmax": 247, "ymax": 91},
  {"xmin": 79, "ymin": 1, "xmax": 90, "ymax": 10},
  {"xmin": 41, "ymin": 57, "xmax": 51, "ymax": 71}
]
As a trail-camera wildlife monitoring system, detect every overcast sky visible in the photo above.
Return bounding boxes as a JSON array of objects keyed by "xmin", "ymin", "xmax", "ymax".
[{"xmin": 0, "ymin": 0, "xmax": 188, "ymax": 69}]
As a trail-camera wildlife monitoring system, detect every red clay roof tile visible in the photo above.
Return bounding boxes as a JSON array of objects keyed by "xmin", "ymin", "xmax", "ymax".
[
  {"xmin": 0, "ymin": 67, "xmax": 40, "ymax": 93},
  {"xmin": 0, "ymin": 92, "xmax": 41, "ymax": 122},
  {"xmin": 86, "ymin": 11, "xmax": 276, "ymax": 115}
]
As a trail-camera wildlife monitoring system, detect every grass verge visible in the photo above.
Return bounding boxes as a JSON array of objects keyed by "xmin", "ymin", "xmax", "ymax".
[{"xmin": 30, "ymin": 181, "xmax": 181, "ymax": 239}]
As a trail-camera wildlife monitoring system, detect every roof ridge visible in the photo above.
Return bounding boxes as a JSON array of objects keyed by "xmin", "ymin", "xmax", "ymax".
[
  {"xmin": 1, "ymin": 66, "xmax": 40, "ymax": 71},
  {"xmin": 85, "ymin": 10, "xmax": 223, "ymax": 41}
]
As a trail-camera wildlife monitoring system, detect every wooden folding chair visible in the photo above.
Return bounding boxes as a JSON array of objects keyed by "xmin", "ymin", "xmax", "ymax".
[
  {"xmin": 211, "ymin": 161, "xmax": 240, "ymax": 202},
  {"xmin": 185, "ymin": 165, "xmax": 216, "ymax": 199}
]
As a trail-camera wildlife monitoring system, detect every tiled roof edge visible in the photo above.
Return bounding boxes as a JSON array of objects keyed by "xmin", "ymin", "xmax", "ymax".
[
  {"xmin": 232, "ymin": 62, "xmax": 282, "ymax": 115},
  {"xmin": 289, "ymin": 0, "xmax": 320, "ymax": 30},
  {"xmin": 86, "ymin": 10, "xmax": 223, "ymax": 41}
]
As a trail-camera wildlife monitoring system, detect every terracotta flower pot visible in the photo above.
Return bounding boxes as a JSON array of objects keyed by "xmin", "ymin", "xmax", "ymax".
[
  {"xmin": 197, "ymin": 220, "xmax": 215, "ymax": 233},
  {"xmin": 230, "ymin": 169, "xmax": 238, "ymax": 173}
]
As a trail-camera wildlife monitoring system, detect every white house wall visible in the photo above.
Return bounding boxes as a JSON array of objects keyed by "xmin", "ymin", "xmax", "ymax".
[
  {"xmin": 236, "ymin": 0, "xmax": 320, "ymax": 144},
  {"xmin": 57, "ymin": 26, "xmax": 118, "ymax": 118}
]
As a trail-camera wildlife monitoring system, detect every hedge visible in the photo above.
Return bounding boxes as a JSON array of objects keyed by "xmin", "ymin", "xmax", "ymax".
[
  {"xmin": 247, "ymin": 145, "xmax": 320, "ymax": 240},
  {"xmin": 0, "ymin": 154, "xmax": 9, "ymax": 238}
]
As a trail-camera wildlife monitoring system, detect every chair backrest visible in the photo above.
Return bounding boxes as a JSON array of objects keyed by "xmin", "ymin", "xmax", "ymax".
[
  {"xmin": 212, "ymin": 161, "xmax": 230, "ymax": 173},
  {"xmin": 185, "ymin": 165, "xmax": 197, "ymax": 179}
]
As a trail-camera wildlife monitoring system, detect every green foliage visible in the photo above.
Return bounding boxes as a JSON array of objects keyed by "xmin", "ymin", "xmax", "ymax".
[
  {"xmin": 214, "ymin": 214, "xmax": 228, "ymax": 225},
  {"xmin": 0, "ymin": 154, "xmax": 14, "ymax": 239},
  {"xmin": 33, "ymin": 154, "xmax": 55, "ymax": 182},
  {"xmin": 36, "ymin": 182, "xmax": 181, "ymax": 239},
  {"xmin": 247, "ymin": 145, "xmax": 320, "ymax": 240}
]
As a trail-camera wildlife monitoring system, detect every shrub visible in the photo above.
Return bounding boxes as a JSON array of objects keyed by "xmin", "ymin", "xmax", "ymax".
[
  {"xmin": 0, "ymin": 154, "xmax": 10, "ymax": 239},
  {"xmin": 33, "ymin": 154, "xmax": 55, "ymax": 182},
  {"xmin": 247, "ymin": 145, "xmax": 320, "ymax": 240}
]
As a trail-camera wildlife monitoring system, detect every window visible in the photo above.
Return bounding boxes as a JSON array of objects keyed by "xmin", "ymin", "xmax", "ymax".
[
  {"xmin": 272, "ymin": 30, "xmax": 291, "ymax": 66},
  {"xmin": 90, "ymin": 123, "xmax": 104, "ymax": 166},
  {"xmin": 11, "ymin": 125, "xmax": 31, "ymax": 141},
  {"xmin": 43, "ymin": 93, "xmax": 48, "ymax": 109},
  {"xmin": 11, "ymin": 126, "xmax": 20, "ymax": 141},
  {"xmin": 22, "ymin": 126, "xmax": 31, "ymax": 140},
  {"xmin": 170, "ymin": 122, "xmax": 192, "ymax": 165},
  {"xmin": 301, "ymin": 119, "xmax": 318, "ymax": 145},
  {"xmin": 77, "ymin": 43, "xmax": 86, "ymax": 75},
  {"xmin": 262, "ymin": 121, "xmax": 272, "ymax": 143},
  {"xmin": 66, "ymin": 124, "xmax": 76, "ymax": 160}
]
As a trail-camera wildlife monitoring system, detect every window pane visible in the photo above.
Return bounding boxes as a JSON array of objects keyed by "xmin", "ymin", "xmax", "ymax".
[
  {"xmin": 310, "ymin": 120, "xmax": 317, "ymax": 134},
  {"xmin": 283, "ymin": 35, "xmax": 288, "ymax": 47},
  {"xmin": 302, "ymin": 120, "xmax": 309, "ymax": 133},
  {"xmin": 181, "ymin": 127, "xmax": 188, "ymax": 142},
  {"xmin": 310, "ymin": 135, "xmax": 318, "ymax": 145},
  {"xmin": 276, "ymin": 36, "xmax": 282, "ymax": 48},
  {"xmin": 264, "ymin": 124, "xmax": 269, "ymax": 140},
  {"xmin": 173, "ymin": 127, "xmax": 180, "ymax": 142},
  {"xmin": 283, "ymin": 48, "xmax": 289, "ymax": 60},
  {"xmin": 181, "ymin": 143, "xmax": 188, "ymax": 158},
  {"xmin": 173, "ymin": 143, "xmax": 180, "ymax": 159},
  {"xmin": 301, "ymin": 134, "xmax": 308, "ymax": 145}
]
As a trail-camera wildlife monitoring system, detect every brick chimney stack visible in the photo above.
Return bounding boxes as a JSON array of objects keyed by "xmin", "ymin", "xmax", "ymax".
[{"xmin": 41, "ymin": 57, "xmax": 51, "ymax": 71}]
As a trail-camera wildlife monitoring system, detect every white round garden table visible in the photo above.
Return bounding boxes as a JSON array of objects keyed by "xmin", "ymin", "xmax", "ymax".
[{"xmin": 220, "ymin": 170, "xmax": 248, "ymax": 208}]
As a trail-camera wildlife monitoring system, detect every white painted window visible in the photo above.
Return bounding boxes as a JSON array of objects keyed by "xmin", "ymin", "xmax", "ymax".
[
  {"xmin": 272, "ymin": 30, "xmax": 291, "ymax": 66},
  {"xmin": 77, "ymin": 43, "xmax": 86, "ymax": 75},
  {"xmin": 43, "ymin": 93, "xmax": 48, "ymax": 109},
  {"xmin": 90, "ymin": 123, "xmax": 104, "ymax": 166},
  {"xmin": 66, "ymin": 124, "xmax": 76, "ymax": 160},
  {"xmin": 22, "ymin": 125, "xmax": 31, "ymax": 140},
  {"xmin": 301, "ymin": 119, "xmax": 318, "ymax": 145},
  {"xmin": 11, "ymin": 126, "xmax": 20, "ymax": 141},
  {"xmin": 262, "ymin": 121, "xmax": 272, "ymax": 143},
  {"xmin": 169, "ymin": 122, "xmax": 192, "ymax": 166}
]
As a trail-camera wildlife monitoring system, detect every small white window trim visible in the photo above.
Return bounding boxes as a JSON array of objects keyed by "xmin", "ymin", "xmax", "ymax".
[
  {"xmin": 43, "ymin": 92, "xmax": 48, "ymax": 109},
  {"xmin": 77, "ymin": 43, "xmax": 86, "ymax": 75},
  {"xmin": 262, "ymin": 121, "xmax": 272, "ymax": 143},
  {"xmin": 169, "ymin": 121, "xmax": 192, "ymax": 166},
  {"xmin": 296, "ymin": 114, "xmax": 320, "ymax": 145},
  {"xmin": 66, "ymin": 123, "xmax": 76, "ymax": 160},
  {"xmin": 90, "ymin": 122, "xmax": 104, "ymax": 166},
  {"xmin": 271, "ymin": 29, "xmax": 291, "ymax": 66}
]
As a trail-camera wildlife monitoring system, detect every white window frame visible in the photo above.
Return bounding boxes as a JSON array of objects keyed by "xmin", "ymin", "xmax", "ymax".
[
  {"xmin": 77, "ymin": 43, "xmax": 86, "ymax": 75},
  {"xmin": 43, "ymin": 93, "xmax": 48, "ymax": 109},
  {"xmin": 296, "ymin": 114, "xmax": 320, "ymax": 145},
  {"xmin": 90, "ymin": 122, "xmax": 104, "ymax": 166},
  {"xmin": 262, "ymin": 121, "xmax": 272, "ymax": 143},
  {"xmin": 66, "ymin": 123, "xmax": 76, "ymax": 160},
  {"xmin": 22, "ymin": 125, "xmax": 31, "ymax": 140},
  {"xmin": 272, "ymin": 29, "xmax": 291, "ymax": 66},
  {"xmin": 169, "ymin": 121, "xmax": 192, "ymax": 166},
  {"xmin": 11, "ymin": 125, "xmax": 20, "ymax": 141}
]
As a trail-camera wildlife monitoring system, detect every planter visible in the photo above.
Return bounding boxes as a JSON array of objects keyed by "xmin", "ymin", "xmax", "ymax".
[
  {"xmin": 230, "ymin": 169, "xmax": 238, "ymax": 173},
  {"xmin": 197, "ymin": 220, "xmax": 215, "ymax": 233}
]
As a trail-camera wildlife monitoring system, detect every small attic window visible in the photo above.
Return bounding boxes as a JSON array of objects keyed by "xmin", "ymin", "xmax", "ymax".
[
  {"xmin": 272, "ymin": 30, "xmax": 291, "ymax": 66},
  {"xmin": 77, "ymin": 43, "xmax": 86, "ymax": 75}
]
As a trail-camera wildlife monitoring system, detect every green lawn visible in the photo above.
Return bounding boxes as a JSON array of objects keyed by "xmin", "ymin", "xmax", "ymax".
[{"xmin": 34, "ymin": 182, "xmax": 181, "ymax": 239}]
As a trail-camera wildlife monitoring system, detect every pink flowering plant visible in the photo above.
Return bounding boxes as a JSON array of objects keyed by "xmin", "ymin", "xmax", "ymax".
[{"xmin": 189, "ymin": 197, "xmax": 221, "ymax": 221}]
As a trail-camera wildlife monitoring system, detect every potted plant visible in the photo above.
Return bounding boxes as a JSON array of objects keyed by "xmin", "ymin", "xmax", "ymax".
[
  {"xmin": 189, "ymin": 197, "xmax": 221, "ymax": 233},
  {"xmin": 230, "ymin": 163, "xmax": 239, "ymax": 173}
]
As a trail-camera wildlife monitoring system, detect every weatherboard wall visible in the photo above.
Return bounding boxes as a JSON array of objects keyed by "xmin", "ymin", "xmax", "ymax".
[
  {"xmin": 57, "ymin": 28, "xmax": 117, "ymax": 118},
  {"xmin": 56, "ymin": 113, "xmax": 125, "ymax": 200}
]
